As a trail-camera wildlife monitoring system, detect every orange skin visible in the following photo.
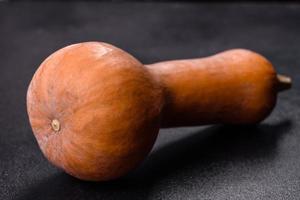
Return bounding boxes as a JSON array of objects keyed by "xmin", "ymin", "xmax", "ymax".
[
  {"xmin": 27, "ymin": 42, "xmax": 290, "ymax": 181},
  {"xmin": 148, "ymin": 49, "xmax": 278, "ymax": 127}
]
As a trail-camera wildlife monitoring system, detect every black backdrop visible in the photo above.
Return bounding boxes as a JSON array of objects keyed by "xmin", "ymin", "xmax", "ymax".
[{"xmin": 0, "ymin": 1, "xmax": 300, "ymax": 200}]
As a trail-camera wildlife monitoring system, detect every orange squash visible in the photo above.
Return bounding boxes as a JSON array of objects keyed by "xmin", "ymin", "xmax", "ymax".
[{"xmin": 27, "ymin": 42, "xmax": 291, "ymax": 181}]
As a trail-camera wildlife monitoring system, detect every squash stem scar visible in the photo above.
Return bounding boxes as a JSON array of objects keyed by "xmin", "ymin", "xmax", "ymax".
[{"xmin": 51, "ymin": 119, "xmax": 61, "ymax": 132}]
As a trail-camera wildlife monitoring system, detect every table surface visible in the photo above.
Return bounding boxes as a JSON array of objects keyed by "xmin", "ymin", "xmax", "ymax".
[{"xmin": 1, "ymin": 2, "xmax": 300, "ymax": 200}]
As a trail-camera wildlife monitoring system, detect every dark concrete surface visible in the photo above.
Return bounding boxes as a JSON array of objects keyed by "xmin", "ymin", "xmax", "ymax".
[{"xmin": 0, "ymin": 2, "xmax": 299, "ymax": 200}]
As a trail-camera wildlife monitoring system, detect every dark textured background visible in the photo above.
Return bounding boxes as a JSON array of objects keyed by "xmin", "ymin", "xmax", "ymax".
[{"xmin": 0, "ymin": 2, "xmax": 300, "ymax": 200}]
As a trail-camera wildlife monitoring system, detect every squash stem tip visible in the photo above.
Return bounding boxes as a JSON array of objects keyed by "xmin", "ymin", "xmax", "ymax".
[{"xmin": 277, "ymin": 74, "xmax": 292, "ymax": 92}]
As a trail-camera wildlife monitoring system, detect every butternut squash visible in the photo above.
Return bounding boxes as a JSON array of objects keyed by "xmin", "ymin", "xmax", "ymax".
[{"xmin": 27, "ymin": 42, "xmax": 291, "ymax": 181}]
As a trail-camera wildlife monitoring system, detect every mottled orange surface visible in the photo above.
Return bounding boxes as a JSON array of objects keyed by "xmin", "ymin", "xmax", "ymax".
[
  {"xmin": 148, "ymin": 49, "xmax": 278, "ymax": 127},
  {"xmin": 27, "ymin": 42, "xmax": 289, "ymax": 181}
]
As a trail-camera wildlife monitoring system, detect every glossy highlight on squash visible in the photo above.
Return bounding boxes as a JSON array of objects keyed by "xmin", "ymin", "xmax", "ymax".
[{"xmin": 27, "ymin": 42, "xmax": 291, "ymax": 181}]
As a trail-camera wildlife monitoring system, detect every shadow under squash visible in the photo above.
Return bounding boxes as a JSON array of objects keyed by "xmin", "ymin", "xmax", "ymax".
[{"xmin": 16, "ymin": 120, "xmax": 292, "ymax": 200}]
